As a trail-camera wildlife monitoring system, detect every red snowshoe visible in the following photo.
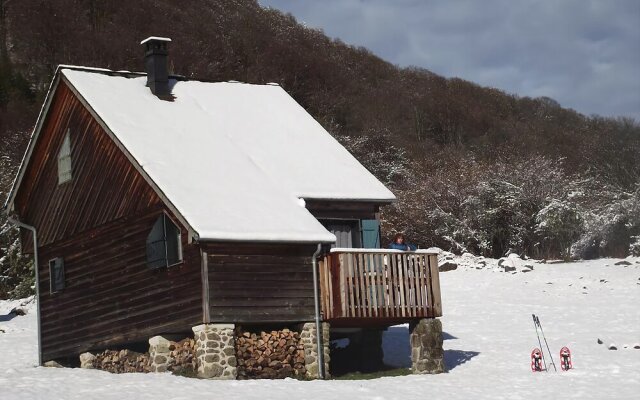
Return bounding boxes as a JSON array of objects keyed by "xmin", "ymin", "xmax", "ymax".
[
  {"xmin": 560, "ymin": 347, "xmax": 572, "ymax": 371},
  {"xmin": 531, "ymin": 348, "xmax": 544, "ymax": 372}
]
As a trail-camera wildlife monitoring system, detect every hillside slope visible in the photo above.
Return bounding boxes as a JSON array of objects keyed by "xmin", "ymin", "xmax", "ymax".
[{"xmin": 0, "ymin": 0, "xmax": 638, "ymax": 283}]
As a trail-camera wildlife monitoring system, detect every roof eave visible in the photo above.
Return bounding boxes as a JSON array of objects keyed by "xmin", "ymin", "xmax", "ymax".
[
  {"xmin": 4, "ymin": 68, "xmax": 64, "ymax": 214},
  {"xmin": 197, "ymin": 237, "xmax": 336, "ymax": 245},
  {"xmin": 4, "ymin": 66, "xmax": 200, "ymax": 244},
  {"xmin": 301, "ymin": 196, "xmax": 397, "ymax": 204}
]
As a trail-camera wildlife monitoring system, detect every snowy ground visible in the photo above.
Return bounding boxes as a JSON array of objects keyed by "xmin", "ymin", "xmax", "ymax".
[{"xmin": 1, "ymin": 257, "xmax": 639, "ymax": 399}]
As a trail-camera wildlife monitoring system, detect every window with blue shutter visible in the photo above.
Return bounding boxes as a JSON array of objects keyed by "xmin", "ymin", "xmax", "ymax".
[
  {"xmin": 49, "ymin": 258, "xmax": 65, "ymax": 293},
  {"xmin": 361, "ymin": 219, "xmax": 381, "ymax": 249}
]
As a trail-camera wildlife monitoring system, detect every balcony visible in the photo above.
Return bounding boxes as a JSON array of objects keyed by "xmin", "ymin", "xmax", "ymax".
[{"xmin": 318, "ymin": 248, "xmax": 442, "ymax": 327}]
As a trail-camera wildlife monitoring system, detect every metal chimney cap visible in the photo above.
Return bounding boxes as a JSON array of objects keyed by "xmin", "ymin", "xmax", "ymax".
[{"xmin": 140, "ymin": 36, "xmax": 172, "ymax": 45}]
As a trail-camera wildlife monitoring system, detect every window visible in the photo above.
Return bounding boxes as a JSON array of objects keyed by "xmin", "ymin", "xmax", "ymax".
[
  {"xmin": 320, "ymin": 220, "xmax": 362, "ymax": 248},
  {"xmin": 49, "ymin": 258, "xmax": 65, "ymax": 293},
  {"xmin": 57, "ymin": 129, "xmax": 72, "ymax": 184},
  {"xmin": 146, "ymin": 214, "xmax": 182, "ymax": 269}
]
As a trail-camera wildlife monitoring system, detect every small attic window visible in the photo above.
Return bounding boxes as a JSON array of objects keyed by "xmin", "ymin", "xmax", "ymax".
[
  {"xmin": 146, "ymin": 214, "xmax": 182, "ymax": 269},
  {"xmin": 57, "ymin": 129, "xmax": 72, "ymax": 184},
  {"xmin": 49, "ymin": 258, "xmax": 65, "ymax": 293}
]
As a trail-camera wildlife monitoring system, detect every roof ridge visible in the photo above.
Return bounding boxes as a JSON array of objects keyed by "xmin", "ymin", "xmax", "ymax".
[{"xmin": 57, "ymin": 64, "xmax": 281, "ymax": 86}]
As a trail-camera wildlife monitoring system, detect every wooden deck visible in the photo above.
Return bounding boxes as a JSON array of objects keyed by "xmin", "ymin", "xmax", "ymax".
[{"xmin": 318, "ymin": 249, "xmax": 442, "ymax": 327}]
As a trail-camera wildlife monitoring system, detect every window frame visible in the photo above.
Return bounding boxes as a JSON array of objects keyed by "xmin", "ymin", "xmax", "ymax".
[
  {"xmin": 319, "ymin": 218, "xmax": 363, "ymax": 249},
  {"xmin": 48, "ymin": 257, "xmax": 65, "ymax": 293},
  {"xmin": 57, "ymin": 128, "xmax": 73, "ymax": 185},
  {"xmin": 146, "ymin": 212, "xmax": 183, "ymax": 269}
]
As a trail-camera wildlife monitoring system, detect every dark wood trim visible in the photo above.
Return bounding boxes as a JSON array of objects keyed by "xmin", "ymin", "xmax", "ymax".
[
  {"xmin": 305, "ymin": 200, "xmax": 382, "ymax": 220},
  {"xmin": 201, "ymin": 242, "xmax": 319, "ymax": 256},
  {"xmin": 201, "ymin": 249, "xmax": 211, "ymax": 323}
]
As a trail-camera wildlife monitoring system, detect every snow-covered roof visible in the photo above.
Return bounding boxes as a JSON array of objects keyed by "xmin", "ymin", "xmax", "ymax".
[{"xmin": 19, "ymin": 67, "xmax": 393, "ymax": 243}]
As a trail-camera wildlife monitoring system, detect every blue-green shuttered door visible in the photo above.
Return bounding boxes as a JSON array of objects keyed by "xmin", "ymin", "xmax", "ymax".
[{"xmin": 361, "ymin": 219, "xmax": 380, "ymax": 249}]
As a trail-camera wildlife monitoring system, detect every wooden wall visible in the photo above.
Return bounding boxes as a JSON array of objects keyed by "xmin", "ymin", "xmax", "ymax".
[
  {"xmin": 203, "ymin": 243, "xmax": 318, "ymax": 324},
  {"xmin": 38, "ymin": 210, "xmax": 202, "ymax": 360},
  {"xmin": 15, "ymin": 80, "xmax": 161, "ymax": 249},
  {"xmin": 13, "ymin": 80, "xmax": 202, "ymax": 361}
]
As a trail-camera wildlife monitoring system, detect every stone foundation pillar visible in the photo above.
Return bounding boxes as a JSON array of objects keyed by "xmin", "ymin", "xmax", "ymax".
[
  {"xmin": 79, "ymin": 352, "xmax": 96, "ymax": 369},
  {"xmin": 301, "ymin": 322, "xmax": 330, "ymax": 379},
  {"xmin": 192, "ymin": 324, "xmax": 237, "ymax": 379},
  {"xmin": 409, "ymin": 318, "xmax": 445, "ymax": 374},
  {"xmin": 149, "ymin": 336, "xmax": 172, "ymax": 372}
]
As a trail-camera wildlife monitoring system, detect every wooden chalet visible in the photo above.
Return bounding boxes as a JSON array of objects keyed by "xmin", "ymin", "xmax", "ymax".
[{"xmin": 4, "ymin": 37, "xmax": 443, "ymax": 378}]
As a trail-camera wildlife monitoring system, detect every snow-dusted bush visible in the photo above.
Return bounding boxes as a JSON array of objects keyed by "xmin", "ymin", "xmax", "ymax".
[
  {"xmin": 337, "ymin": 129, "xmax": 411, "ymax": 187},
  {"xmin": 535, "ymin": 199, "xmax": 582, "ymax": 259},
  {"xmin": 381, "ymin": 154, "xmax": 632, "ymax": 259},
  {"xmin": 0, "ymin": 155, "xmax": 34, "ymax": 299},
  {"xmin": 572, "ymin": 185, "xmax": 640, "ymax": 259},
  {"xmin": 630, "ymin": 237, "xmax": 640, "ymax": 256},
  {"xmin": 0, "ymin": 230, "xmax": 33, "ymax": 299}
]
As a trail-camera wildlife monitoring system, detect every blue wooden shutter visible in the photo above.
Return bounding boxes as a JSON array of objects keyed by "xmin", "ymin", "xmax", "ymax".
[{"xmin": 361, "ymin": 219, "xmax": 380, "ymax": 249}]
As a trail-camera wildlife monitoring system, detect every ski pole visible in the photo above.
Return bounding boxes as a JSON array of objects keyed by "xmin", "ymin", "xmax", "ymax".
[
  {"xmin": 535, "ymin": 315, "xmax": 557, "ymax": 372},
  {"xmin": 532, "ymin": 314, "xmax": 548, "ymax": 371}
]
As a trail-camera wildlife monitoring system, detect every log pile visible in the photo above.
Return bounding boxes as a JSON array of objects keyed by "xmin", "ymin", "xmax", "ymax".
[
  {"xmin": 235, "ymin": 328, "xmax": 306, "ymax": 379},
  {"xmin": 92, "ymin": 349, "xmax": 149, "ymax": 373},
  {"xmin": 91, "ymin": 338, "xmax": 196, "ymax": 375},
  {"xmin": 168, "ymin": 338, "xmax": 197, "ymax": 375}
]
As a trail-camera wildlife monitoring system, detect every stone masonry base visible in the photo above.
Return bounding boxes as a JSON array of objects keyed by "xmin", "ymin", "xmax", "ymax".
[
  {"xmin": 192, "ymin": 324, "xmax": 237, "ymax": 379},
  {"xmin": 409, "ymin": 318, "xmax": 445, "ymax": 374},
  {"xmin": 148, "ymin": 336, "xmax": 172, "ymax": 372},
  {"xmin": 300, "ymin": 322, "xmax": 330, "ymax": 379}
]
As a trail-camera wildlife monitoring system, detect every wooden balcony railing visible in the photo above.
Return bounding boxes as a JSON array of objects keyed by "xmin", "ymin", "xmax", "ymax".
[{"xmin": 318, "ymin": 249, "xmax": 442, "ymax": 323}]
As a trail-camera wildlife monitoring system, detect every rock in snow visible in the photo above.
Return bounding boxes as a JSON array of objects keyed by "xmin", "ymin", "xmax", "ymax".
[
  {"xmin": 438, "ymin": 260, "xmax": 458, "ymax": 272},
  {"xmin": 614, "ymin": 260, "xmax": 632, "ymax": 266},
  {"xmin": 498, "ymin": 257, "xmax": 517, "ymax": 272},
  {"xmin": 44, "ymin": 360, "xmax": 63, "ymax": 368},
  {"xmin": 9, "ymin": 307, "xmax": 27, "ymax": 316}
]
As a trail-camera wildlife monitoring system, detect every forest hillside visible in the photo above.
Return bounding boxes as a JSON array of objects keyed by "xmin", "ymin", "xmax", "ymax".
[{"xmin": 1, "ymin": 0, "xmax": 638, "ymax": 298}]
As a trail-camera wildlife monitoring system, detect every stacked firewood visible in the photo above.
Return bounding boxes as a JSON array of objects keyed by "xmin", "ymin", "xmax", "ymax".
[
  {"xmin": 168, "ymin": 338, "xmax": 197, "ymax": 374},
  {"xmin": 235, "ymin": 328, "xmax": 306, "ymax": 379},
  {"xmin": 92, "ymin": 349, "xmax": 149, "ymax": 373}
]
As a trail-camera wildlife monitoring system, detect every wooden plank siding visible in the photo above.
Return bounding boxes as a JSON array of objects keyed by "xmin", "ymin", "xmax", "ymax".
[
  {"xmin": 203, "ymin": 243, "xmax": 318, "ymax": 324},
  {"xmin": 38, "ymin": 210, "xmax": 202, "ymax": 360},
  {"xmin": 12, "ymin": 81, "xmax": 202, "ymax": 361},
  {"xmin": 15, "ymin": 81, "xmax": 161, "ymax": 249}
]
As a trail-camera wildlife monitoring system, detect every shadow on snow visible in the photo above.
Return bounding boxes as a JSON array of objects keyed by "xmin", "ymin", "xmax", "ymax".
[{"xmin": 383, "ymin": 325, "xmax": 478, "ymax": 371}]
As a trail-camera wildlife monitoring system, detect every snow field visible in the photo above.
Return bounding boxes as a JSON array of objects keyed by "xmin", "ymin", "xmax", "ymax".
[{"xmin": 0, "ymin": 257, "xmax": 638, "ymax": 399}]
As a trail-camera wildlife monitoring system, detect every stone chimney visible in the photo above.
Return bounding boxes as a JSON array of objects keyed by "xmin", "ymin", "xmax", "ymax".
[{"xmin": 140, "ymin": 36, "xmax": 171, "ymax": 97}]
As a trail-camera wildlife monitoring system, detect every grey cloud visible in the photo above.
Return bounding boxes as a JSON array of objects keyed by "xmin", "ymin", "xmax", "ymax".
[{"xmin": 260, "ymin": 0, "xmax": 640, "ymax": 120}]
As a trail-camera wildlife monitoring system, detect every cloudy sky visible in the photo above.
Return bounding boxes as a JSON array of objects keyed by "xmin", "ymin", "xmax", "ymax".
[{"xmin": 259, "ymin": 0, "xmax": 640, "ymax": 120}]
